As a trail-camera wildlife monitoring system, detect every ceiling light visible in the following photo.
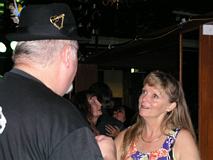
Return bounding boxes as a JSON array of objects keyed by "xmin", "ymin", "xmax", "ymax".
[
  {"xmin": 10, "ymin": 41, "xmax": 18, "ymax": 50},
  {"xmin": 0, "ymin": 42, "xmax": 6, "ymax": 53}
]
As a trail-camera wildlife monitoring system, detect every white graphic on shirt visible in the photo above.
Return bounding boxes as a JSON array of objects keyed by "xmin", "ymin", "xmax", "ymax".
[{"xmin": 0, "ymin": 106, "xmax": 7, "ymax": 134}]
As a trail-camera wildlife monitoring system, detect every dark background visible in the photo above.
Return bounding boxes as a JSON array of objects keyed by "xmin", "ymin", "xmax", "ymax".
[{"xmin": 1, "ymin": 0, "xmax": 211, "ymax": 135}]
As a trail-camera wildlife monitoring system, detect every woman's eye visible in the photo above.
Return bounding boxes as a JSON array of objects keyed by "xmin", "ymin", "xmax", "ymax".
[
  {"xmin": 152, "ymin": 94, "xmax": 159, "ymax": 99},
  {"xmin": 141, "ymin": 89, "xmax": 146, "ymax": 95}
]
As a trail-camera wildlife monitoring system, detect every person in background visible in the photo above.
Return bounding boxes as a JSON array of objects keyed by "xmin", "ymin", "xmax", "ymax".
[
  {"xmin": 115, "ymin": 70, "xmax": 200, "ymax": 160},
  {"xmin": 105, "ymin": 105, "xmax": 127, "ymax": 138},
  {"xmin": 71, "ymin": 89, "xmax": 103, "ymax": 136},
  {"xmin": 113, "ymin": 105, "xmax": 127, "ymax": 124},
  {"xmin": 0, "ymin": 3, "xmax": 115, "ymax": 160},
  {"xmin": 89, "ymin": 82, "xmax": 125, "ymax": 138}
]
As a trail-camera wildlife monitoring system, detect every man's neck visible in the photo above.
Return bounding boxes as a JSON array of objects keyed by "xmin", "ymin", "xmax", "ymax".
[{"xmin": 14, "ymin": 64, "xmax": 61, "ymax": 96}]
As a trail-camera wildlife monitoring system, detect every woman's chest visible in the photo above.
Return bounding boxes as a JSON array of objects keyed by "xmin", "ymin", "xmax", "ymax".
[{"xmin": 135, "ymin": 137, "xmax": 166, "ymax": 153}]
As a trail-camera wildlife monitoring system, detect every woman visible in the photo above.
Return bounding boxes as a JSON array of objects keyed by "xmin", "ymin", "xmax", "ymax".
[
  {"xmin": 72, "ymin": 90, "xmax": 103, "ymax": 135},
  {"xmin": 115, "ymin": 70, "xmax": 200, "ymax": 160}
]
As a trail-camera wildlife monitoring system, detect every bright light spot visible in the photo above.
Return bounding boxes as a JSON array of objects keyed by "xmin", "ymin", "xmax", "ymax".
[
  {"xmin": 131, "ymin": 68, "xmax": 135, "ymax": 73},
  {"xmin": 0, "ymin": 42, "xmax": 6, "ymax": 53},
  {"xmin": 10, "ymin": 41, "xmax": 18, "ymax": 50},
  {"xmin": 131, "ymin": 68, "xmax": 140, "ymax": 73}
]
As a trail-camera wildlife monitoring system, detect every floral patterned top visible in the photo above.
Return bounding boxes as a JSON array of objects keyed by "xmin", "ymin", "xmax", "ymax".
[{"xmin": 126, "ymin": 128, "xmax": 180, "ymax": 160}]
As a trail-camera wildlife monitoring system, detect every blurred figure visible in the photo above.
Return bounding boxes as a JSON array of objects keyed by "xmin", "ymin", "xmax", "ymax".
[
  {"xmin": 115, "ymin": 70, "xmax": 200, "ymax": 160},
  {"xmin": 105, "ymin": 105, "xmax": 127, "ymax": 138},
  {"xmin": 113, "ymin": 105, "xmax": 127, "ymax": 123},
  {"xmin": 89, "ymin": 82, "xmax": 125, "ymax": 137},
  {"xmin": 72, "ymin": 90, "xmax": 102, "ymax": 135}
]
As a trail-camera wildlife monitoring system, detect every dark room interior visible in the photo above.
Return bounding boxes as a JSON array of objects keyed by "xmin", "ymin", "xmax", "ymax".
[{"xmin": 1, "ymin": 1, "xmax": 213, "ymax": 159}]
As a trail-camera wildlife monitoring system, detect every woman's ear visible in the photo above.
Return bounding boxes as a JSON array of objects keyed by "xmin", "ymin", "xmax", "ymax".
[{"xmin": 167, "ymin": 102, "xmax": 177, "ymax": 112}]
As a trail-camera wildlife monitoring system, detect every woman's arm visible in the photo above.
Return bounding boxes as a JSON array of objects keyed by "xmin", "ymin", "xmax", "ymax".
[{"xmin": 174, "ymin": 129, "xmax": 200, "ymax": 160}]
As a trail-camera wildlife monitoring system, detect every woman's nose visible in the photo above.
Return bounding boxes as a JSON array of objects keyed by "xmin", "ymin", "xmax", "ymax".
[{"xmin": 140, "ymin": 94, "xmax": 149, "ymax": 103}]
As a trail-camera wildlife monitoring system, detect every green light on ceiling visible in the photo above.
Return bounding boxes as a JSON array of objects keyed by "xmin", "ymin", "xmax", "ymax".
[{"xmin": 0, "ymin": 2, "xmax": 4, "ymax": 14}]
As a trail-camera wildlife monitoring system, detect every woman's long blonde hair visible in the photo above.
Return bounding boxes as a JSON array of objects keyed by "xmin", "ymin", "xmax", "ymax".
[{"xmin": 120, "ymin": 70, "xmax": 196, "ymax": 159}]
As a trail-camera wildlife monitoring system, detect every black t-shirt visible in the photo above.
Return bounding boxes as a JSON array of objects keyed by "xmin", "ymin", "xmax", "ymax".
[{"xmin": 0, "ymin": 69, "xmax": 103, "ymax": 160}]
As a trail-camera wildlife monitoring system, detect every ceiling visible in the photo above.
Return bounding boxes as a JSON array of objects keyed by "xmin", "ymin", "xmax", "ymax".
[
  {"xmin": 1, "ymin": 0, "xmax": 213, "ymax": 71},
  {"xmin": 68, "ymin": 0, "xmax": 213, "ymax": 71},
  {"xmin": 67, "ymin": 0, "xmax": 213, "ymax": 37}
]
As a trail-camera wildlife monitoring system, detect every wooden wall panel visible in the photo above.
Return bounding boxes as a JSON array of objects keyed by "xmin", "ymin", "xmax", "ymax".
[
  {"xmin": 199, "ymin": 26, "xmax": 213, "ymax": 160},
  {"xmin": 74, "ymin": 64, "xmax": 98, "ymax": 92}
]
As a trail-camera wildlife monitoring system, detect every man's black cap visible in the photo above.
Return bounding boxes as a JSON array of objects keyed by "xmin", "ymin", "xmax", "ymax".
[{"xmin": 6, "ymin": 3, "xmax": 86, "ymax": 41}]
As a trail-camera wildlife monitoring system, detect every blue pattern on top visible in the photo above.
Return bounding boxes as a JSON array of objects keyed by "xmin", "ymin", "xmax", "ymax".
[{"xmin": 130, "ymin": 128, "xmax": 180, "ymax": 160}]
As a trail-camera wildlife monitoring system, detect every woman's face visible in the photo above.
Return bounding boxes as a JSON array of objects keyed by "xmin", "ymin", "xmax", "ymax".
[
  {"xmin": 138, "ymin": 84, "xmax": 174, "ymax": 119},
  {"xmin": 88, "ymin": 96, "xmax": 102, "ymax": 118}
]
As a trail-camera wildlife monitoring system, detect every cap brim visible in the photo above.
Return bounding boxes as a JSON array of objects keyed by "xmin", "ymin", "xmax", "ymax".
[{"xmin": 6, "ymin": 32, "xmax": 88, "ymax": 42}]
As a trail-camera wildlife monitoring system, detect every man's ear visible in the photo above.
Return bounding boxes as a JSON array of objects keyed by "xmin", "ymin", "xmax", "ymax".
[
  {"xmin": 61, "ymin": 45, "xmax": 71, "ymax": 67},
  {"xmin": 167, "ymin": 102, "xmax": 177, "ymax": 112}
]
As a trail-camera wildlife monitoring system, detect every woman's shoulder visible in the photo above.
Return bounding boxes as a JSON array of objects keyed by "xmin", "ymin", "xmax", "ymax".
[
  {"xmin": 174, "ymin": 129, "xmax": 200, "ymax": 160},
  {"xmin": 114, "ymin": 128, "xmax": 130, "ymax": 160},
  {"xmin": 176, "ymin": 129, "xmax": 194, "ymax": 142},
  {"xmin": 115, "ymin": 128, "xmax": 128, "ymax": 142},
  {"xmin": 114, "ymin": 127, "xmax": 131, "ymax": 147}
]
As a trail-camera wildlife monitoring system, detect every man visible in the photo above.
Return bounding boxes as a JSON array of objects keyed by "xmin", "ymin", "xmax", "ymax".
[{"xmin": 0, "ymin": 3, "xmax": 115, "ymax": 160}]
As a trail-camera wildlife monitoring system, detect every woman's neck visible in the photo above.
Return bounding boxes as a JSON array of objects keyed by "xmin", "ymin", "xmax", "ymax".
[
  {"xmin": 88, "ymin": 117, "xmax": 99, "ymax": 125},
  {"xmin": 141, "ymin": 122, "xmax": 163, "ymax": 141}
]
